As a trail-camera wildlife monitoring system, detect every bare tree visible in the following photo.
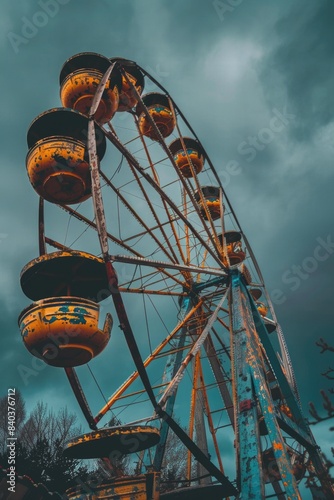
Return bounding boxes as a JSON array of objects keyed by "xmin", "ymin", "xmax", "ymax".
[
  {"xmin": 0, "ymin": 394, "xmax": 88, "ymax": 493},
  {"xmin": 159, "ymin": 427, "xmax": 190, "ymax": 493},
  {"xmin": 309, "ymin": 338, "xmax": 334, "ymax": 426},
  {"xmin": 308, "ymin": 338, "xmax": 334, "ymax": 466},
  {"xmin": 19, "ymin": 401, "xmax": 82, "ymax": 459}
]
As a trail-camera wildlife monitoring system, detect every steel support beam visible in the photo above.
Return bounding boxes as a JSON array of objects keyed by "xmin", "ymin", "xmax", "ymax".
[
  {"xmin": 230, "ymin": 270, "xmax": 301, "ymax": 499},
  {"xmin": 153, "ymin": 296, "xmax": 193, "ymax": 470}
]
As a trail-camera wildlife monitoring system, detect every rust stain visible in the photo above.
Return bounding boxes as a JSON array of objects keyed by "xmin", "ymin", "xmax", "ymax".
[{"xmin": 273, "ymin": 442, "xmax": 283, "ymax": 451}]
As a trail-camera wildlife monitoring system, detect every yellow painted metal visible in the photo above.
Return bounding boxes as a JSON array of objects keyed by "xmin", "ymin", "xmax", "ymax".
[
  {"xmin": 138, "ymin": 105, "xmax": 175, "ymax": 139},
  {"xmin": 224, "ymin": 240, "xmax": 246, "ymax": 266},
  {"xmin": 60, "ymin": 69, "xmax": 119, "ymax": 123},
  {"xmin": 132, "ymin": 122, "xmax": 188, "ymax": 273},
  {"xmin": 200, "ymin": 198, "xmax": 220, "ymax": 220},
  {"xmin": 66, "ymin": 472, "xmax": 160, "ymax": 499},
  {"xmin": 26, "ymin": 136, "xmax": 91, "ymax": 204},
  {"xmin": 64, "ymin": 426, "xmax": 160, "ymax": 459},
  {"xmin": 18, "ymin": 297, "xmax": 111, "ymax": 367},
  {"xmin": 219, "ymin": 231, "xmax": 246, "ymax": 266},
  {"xmin": 169, "ymin": 137, "xmax": 205, "ymax": 178},
  {"xmin": 137, "ymin": 93, "xmax": 176, "ymax": 140},
  {"xmin": 256, "ymin": 301, "xmax": 268, "ymax": 317},
  {"xmin": 172, "ymin": 147, "xmax": 204, "ymax": 178}
]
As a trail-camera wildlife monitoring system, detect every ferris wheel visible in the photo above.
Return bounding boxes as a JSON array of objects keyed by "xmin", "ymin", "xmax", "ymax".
[{"xmin": 18, "ymin": 52, "xmax": 334, "ymax": 499}]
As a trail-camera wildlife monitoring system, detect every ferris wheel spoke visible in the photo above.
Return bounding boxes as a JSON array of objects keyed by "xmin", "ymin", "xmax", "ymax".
[
  {"xmin": 123, "ymin": 156, "xmax": 185, "ymax": 266},
  {"xmin": 197, "ymin": 355, "xmax": 226, "ymax": 475},
  {"xmin": 94, "ymin": 299, "xmax": 204, "ymax": 424},
  {"xmin": 203, "ymin": 335, "xmax": 235, "ymax": 428},
  {"xmin": 126, "ymin": 159, "xmax": 189, "ymax": 269},
  {"xmin": 110, "ymin": 254, "xmax": 227, "ymax": 279},
  {"xmin": 172, "ymin": 126, "xmax": 222, "ymax": 255},
  {"xmin": 132, "ymin": 116, "xmax": 190, "ymax": 266},
  {"xmin": 158, "ymin": 290, "xmax": 229, "ymax": 409},
  {"xmin": 102, "ymin": 126, "xmax": 226, "ymax": 269},
  {"xmin": 105, "ymin": 118, "xmax": 189, "ymax": 268},
  {"xmin": 56, "ymin": 204, "xmax": 186, "ymax": 289},
  {"xmin": 131, "ymin": 94, "xmax": 225, "ymax": 264},
  {"xmin": 99, "ymin": 170, "xmax": 180, "ymax": 265}
]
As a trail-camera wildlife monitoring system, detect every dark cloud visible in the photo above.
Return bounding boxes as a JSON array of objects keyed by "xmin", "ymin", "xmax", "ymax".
[{"xmin": 259, "ymin": 1, "xmax": 334, "ymax": 142}]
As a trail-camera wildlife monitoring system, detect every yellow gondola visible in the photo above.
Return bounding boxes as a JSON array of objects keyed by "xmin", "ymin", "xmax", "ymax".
[
  {"xmin": 136, "ymin": 92, "xmax": 176, "ymax": 140},
  {"xmin": 59, "ymin": 52, "xmax": 122, "ymax": 123},
  {"xmin": 19, "ymin": 297, "xmax": 112, "ymax": 367},
  {"xmin": 169, "ymin": 137, "xmax": 204, "ymax": 178},
  {"xmin": 256, "ymin": 301, "xmax": 268, "ymax": 317},
  {"xmin": 18, "ymin": 251, "xmax": 112, "ymax": 367},
  {"xmin": 26, "ymin": 108, "xmax": 106, "ymax": 204},
  {"xmin": 218, "ymin": 231, "xmax": 246, "ymax": 266},
  {"xmin": 194, "ymin": 186, "xmax": 221, "ymax": 220}
]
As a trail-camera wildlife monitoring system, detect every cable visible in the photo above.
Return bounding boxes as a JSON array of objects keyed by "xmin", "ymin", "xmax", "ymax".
[
  {"xmin": 86, "ymin": 364, "xmax": 122, "ymax": 427},
  {"xmin": 140, "ymin": 268, "xmax": 153, "ymax": 355}
]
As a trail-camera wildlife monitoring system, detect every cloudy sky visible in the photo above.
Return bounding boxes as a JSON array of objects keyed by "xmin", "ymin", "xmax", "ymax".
[{"xmin": 1, "ymin": 0, "xmax": 333, "ymax": 485}]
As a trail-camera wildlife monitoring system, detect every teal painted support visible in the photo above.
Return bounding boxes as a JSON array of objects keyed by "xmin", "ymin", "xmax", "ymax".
[
  {"xmin": 231, "ymin": 270, "xmax": 302, "ymax": 499},
  {"xmin": 246, "ymin": 290, "xmax": 309, "ymax": 433},
  {"xmin": 153, "ymin": 296, "xmax": 193, "ymax": 471},
  {"xmin": 230, "ymin": 272, "xmax": 265, "ymax": 499}
]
